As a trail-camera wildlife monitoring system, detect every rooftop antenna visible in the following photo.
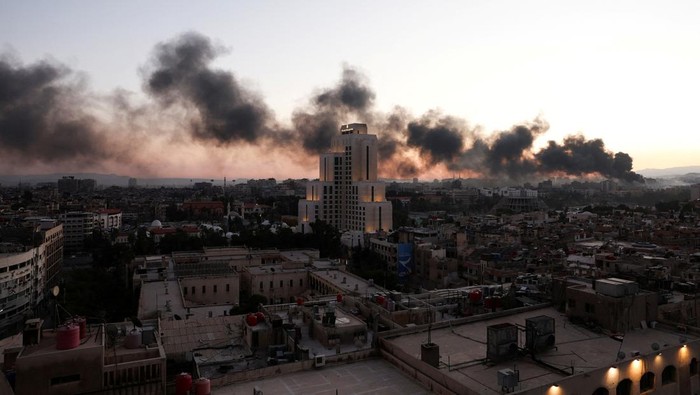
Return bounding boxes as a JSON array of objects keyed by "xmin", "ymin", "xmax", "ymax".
[
  {"xmin": 130, "ymin": 316, "xmax": 143, "ymax": 332},
  {"xmin": 105, "ymin": 324, "xmax": 118, "ymax": 347},
  {"xmin": 50, "ymin": 285, "xmax": 61, "ymax": 329}
]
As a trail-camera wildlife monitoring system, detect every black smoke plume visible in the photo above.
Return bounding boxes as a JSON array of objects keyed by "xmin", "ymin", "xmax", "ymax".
[
  {"xmin": 144, "ymin": 32, "xmax": 270, "ymax": 144},
  {"xmin": 0, "ymin": 31, "xmax": 645, "ymax": 183},
  {"xmin": 0, "ymin": 55, "xmax": 116, "ymax": 166},
  {"xmin": 293, "ymin": 67, "xmax": 375, "ymax": 154},
  {"xmin": 376, "ymin": 113, "xmax": 643, "ymax": 182},
  {"xmin": 536, "ymin": 136, "xmax": 644, "ymax": 182},
  {"xmin": 406, "ymin": 117, "xmax": 465, "ymax": 165}
]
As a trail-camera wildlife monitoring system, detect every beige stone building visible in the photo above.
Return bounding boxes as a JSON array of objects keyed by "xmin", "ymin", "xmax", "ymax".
[{"xmin": 242, "ymin": 264, "xmax": 308, "ymax": 304}]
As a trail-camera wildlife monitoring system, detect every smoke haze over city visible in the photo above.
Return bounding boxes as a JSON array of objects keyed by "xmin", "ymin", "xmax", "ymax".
[
  {"xmin": 0, "ymin": 32, "xmax": 647, "ymax": 183},
  {"xmin": 2, "ymin": 1, "xmax": 699, "ymax": 181}
]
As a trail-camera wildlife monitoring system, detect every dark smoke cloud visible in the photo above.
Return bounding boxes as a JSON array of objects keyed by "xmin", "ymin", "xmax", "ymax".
[
  {"xmin": 476, "ymin": 119, "xmax": 547, "ymax": 177},
  {"xmin": 0, "ymin": 31, "xmax": 644, "ymax": 183},
  {"xmin": 375, "ymin": 112, "xmax": 642, "ymax": 182},
  {"xmin": 293, "ymin": 67, "xmax": 375, "ymax": 154},
  {"xmin": 314, "ymin": 68, "xmax": 375, "ymax": 111},
  {"xmin": 374, "ymin": 108, "xmax": 424, "ymax": 178},
  {"xmin": 144, "ymin": 32, "xmax": 270, "ymax": 144},
  {"xmin": 536, "ymin": 135, "xmax": 644, "ymax": 182},
  {"xmin": 407, "ymin": 121, "xmax": 464, "ymax": 164},
  {"xmin": 0, "ymin": 55, "xmax": 115, "ymax": 166}
]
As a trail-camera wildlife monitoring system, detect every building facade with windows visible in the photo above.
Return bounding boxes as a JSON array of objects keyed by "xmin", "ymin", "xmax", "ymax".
[
  {"xmin": 298, "ymin": 123, "xmax": 392, "ymax": 234},
  {"xmin": 58, "ymin": 211, "xmax": 96, "ymax": 253},
  {"xmin": 0, "ymin": 222, "xmax": 63, "ymax": 337}
]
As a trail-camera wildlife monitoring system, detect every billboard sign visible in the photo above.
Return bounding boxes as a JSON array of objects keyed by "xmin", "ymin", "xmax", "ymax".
[{"xmin": 397, "ymin": 243, "xmax": 413, "ymax": 280}]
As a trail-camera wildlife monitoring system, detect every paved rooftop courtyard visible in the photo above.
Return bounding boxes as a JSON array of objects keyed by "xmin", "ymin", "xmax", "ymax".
[{"xmin": 216, "ymin": 358, "xmax": 429, "ymax": 395}]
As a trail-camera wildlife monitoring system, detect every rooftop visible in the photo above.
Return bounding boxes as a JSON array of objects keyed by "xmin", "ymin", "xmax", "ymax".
[
  {"xmin": 382, "ymin": 306, "xmax": 697, "ymax": 394},
  {"xmin": 247, "ymin": 264, "xmax": 307, "ymax": 275},
  {"xmin": 310, "ymin": 268, "xmax": 386, "ymax": 296},
  {"xmin": 160, "ymin": 315, "xmax": 243, "ymax": 356},
  {"xmin": 19, "ymin": 325, "xmax": 103, "ymax": 358},
  {"xmin": 217, "ymin": 358, "xmax": 428, "ymax": 395}
]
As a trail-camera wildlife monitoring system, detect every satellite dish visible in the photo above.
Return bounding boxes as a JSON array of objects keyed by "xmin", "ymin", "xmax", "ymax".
[
  {"xmin": 51, "ymin": 285, "xmax": 60, "ymax": 297},
  {"xmin": 617, "ymin": 351, "xmax": 626, "ymax": 360},
  {"xmin": 651, "ymin": 342, "xmax": 660, "ymax": 351}
]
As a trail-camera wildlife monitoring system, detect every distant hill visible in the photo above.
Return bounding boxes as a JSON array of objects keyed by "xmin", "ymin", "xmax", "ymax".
[
  {"xmin": 0, "ymin": 173, "xmax": 238, "ymax": 187},
  {"xmin": 638, "ymin": 166, "xmax": 700, "ymax": 178}
]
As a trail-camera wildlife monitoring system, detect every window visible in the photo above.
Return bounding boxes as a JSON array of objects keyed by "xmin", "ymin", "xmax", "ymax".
[
  {"xmin": 585, "ymin": 303, "xmax": 595, "ymax": 313},
  {"xmin": 616, "ymin": 378, "xmax": 632, "ymax": 395},
  {"xmin": 662, "ymin": 365, "xmax": 677, "ymax": 385},
  {"xmin": 640, "ymin": 372, "xmax": 654, "ymax": 392},
  {"xmin": 280, "ymin": 280, "xmax": 284, "ymax": 288},
  {"xmin": 299, "ymin": 279, "xmax": 303, "ymax": 287},
  {"xmin": 191, "ymin": 286, "xmax": 195, "ymax": 295},
  {"xmin": 183, "ymin": 287, "xmax": 187, "ymax": 295},
  {"xmin": 691, "ymin": 358, "xmax": 698, "ymax": 376},
  {"xmin": 213, "ymin": 285, "xmax": 217, "ymax": 293},
  {"xmin": 202, "ymin": 286, "xmax": 206, "ymax": 294},
  {"xmin": 270, "ymin": 281, "xmax": 274, "ymax": 289},
  {"xmin": 289, "ymin": 279, "xmax": 293, "ymax": 287},
  {"xmin": 592, "ymin": 388, "xmax": 609, "ymax": 395},
  {"xmin": 259, "ymin": 281, "xmax": 263, "ymax": 290},
  {"xmin": 226, "ymin": 284, "xmax": 230, "ymax": 292}
]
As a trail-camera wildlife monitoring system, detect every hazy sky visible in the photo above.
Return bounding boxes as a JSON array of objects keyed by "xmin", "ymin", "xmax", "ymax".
[{"xmin": 1, "ymin": 1, "xmax": 699, "ymax": 180}]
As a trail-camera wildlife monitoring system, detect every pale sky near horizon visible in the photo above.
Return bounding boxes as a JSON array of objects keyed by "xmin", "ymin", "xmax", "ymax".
[{"xmin": 1, "ymin": 1, "xmax": 699, "ymax": 179}]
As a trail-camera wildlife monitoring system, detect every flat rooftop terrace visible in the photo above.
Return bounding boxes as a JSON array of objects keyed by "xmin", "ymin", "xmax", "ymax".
[
  {"xmin": 19, "ymin": 326, "xmax": 103, "ymax": 358},
  {"xmin": 216, "ymin": 358, "xmax": 429, "ymax": 395},
  {"xmin": 382, "ymin": 306, "xmax": 697, "ymax": 394}
]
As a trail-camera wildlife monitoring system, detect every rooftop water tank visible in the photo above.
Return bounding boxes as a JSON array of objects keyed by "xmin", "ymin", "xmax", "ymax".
[
  {"xmin": 246, "ymin": 314, "xmax": 258, "ymax": 326},
  {"xmin": 194, "ymin": 377, "xmax": 211, "ymax": 395},
  {"xmin": 125, "ymin": 328, "xmax": 142, "ymax": 349},
  {"xmin": 56, "ymin": 324, "xmax": 80, "ymax": 350},
  {"xmin": 175, "ymin": 372, "xmax": 192, "ymax": 395}
]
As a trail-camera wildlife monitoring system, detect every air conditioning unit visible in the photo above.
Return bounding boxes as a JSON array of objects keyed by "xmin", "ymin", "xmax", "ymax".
[
  {"xmin": 314, "ymin": 354, "xmax": 326, "ymax": 368},
  {"xmin": 498, "ymin": 342, "xmax": 518, "ymax": 356},
  {"xmin": 487, "ymin": 323, "xmax": 519, "ymax": 362},
  {"xmin": 526, "ymin": 315, "xmax": 556, "ymax": 352},
  {"xmin": 497, "ymin": 368, "xmax": 519, "ymax": 392}
]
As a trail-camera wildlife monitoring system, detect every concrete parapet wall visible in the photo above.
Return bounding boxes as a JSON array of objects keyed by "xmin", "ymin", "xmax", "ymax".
[
  {"xmin": 209, "ymin": 348, "xmax": 376, "ymax": 388},
  {"xmin": 380, "ymin": 339, "xmax": 471, "ymax": 395}
]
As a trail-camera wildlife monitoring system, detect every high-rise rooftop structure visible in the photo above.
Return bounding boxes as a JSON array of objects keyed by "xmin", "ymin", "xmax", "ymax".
[{"xmin": 298, "ymin": 123, "xmax": 392, "ymax": 234}]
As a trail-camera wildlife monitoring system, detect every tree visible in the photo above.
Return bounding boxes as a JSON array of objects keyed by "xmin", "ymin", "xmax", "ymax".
[
  {"xmin": 230, "ymin": 294, "xmax": 268, "ymax": 315},
  {"xmin": 309, "ymin": 220, "xmax": 342, "ymax": 258}
]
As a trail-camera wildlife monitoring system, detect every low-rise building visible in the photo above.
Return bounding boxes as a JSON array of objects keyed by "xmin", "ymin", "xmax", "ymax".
[
  {"xmin": 95, "ymin": 208, "xmax": 122, "ymax": 230},
  {"xmin": 58, "ymin": 211, "xmax": 95, "ymax": 253},
  {"xmin": 242, "ymin": 264, "xmax": 308, "ymax": 304},
  {"xmin": 11, "ymin": 318, "xmax": 166, "ymax": 395}
]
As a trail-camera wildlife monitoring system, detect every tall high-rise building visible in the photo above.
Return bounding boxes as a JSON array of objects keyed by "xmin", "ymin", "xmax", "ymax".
[{"xmin": 298, "ymin": 123, "xmax": 392, "ymax": 234}]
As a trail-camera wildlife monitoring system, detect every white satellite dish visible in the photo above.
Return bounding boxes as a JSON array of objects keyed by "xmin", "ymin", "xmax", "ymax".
[{"xmin": 51, "ymin": 285, "xmax": 60, "ymax": 297}]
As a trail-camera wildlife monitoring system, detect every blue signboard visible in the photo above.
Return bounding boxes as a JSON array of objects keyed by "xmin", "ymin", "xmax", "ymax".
[{"xmin": 397, "ymin": 243, "xmax": 413, "ymax": 280}]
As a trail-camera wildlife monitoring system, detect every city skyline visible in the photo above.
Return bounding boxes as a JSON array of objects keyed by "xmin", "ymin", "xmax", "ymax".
[{"xmin": 1, "ymin": 1, "xmax": 699, "ymax": 181}]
